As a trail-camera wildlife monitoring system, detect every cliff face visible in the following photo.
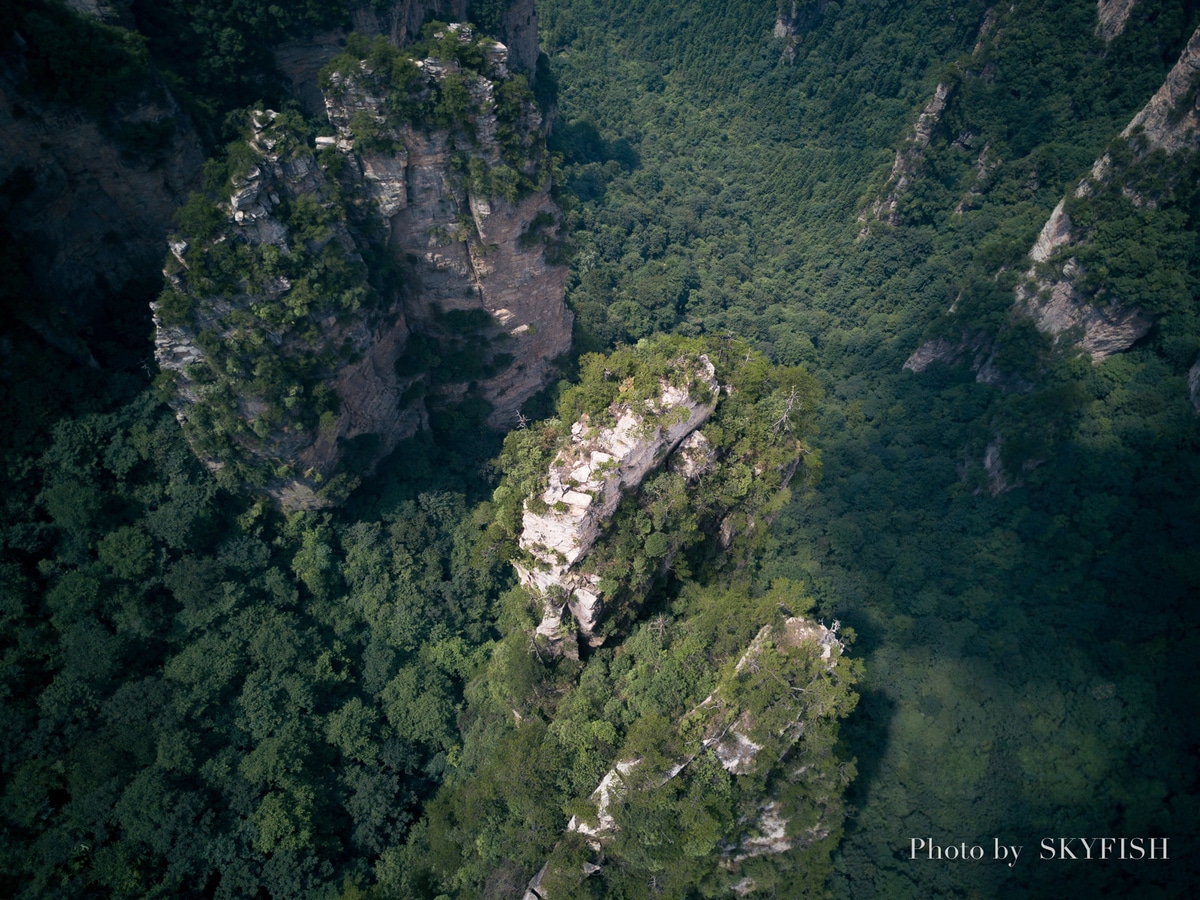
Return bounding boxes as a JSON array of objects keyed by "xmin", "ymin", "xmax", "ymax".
[
  {"xmin": 907, "ymin": 23, "xmax": 1200, "ymax": 387},
  {"xmin": 1189, "ymin": 354, "xmax": 1200, "ymax": 413},
  {"xmin": 0, "ymin": 15, "xmax": 204, "ymax": 363},
  {"xmin": 156, "ymin": 27, "xmax": 570, "ymax": 507},
  {"xmin": 324, "ymin": 40, "xmax": 570, "ymax": 426},
  {"xmin": 276, "ymin": 0, "xmax": 540, "ymax": 114},
  {"xmin": 516, "ymin": 355, "xmax": 718, "ymax": 652},
  {"xmin": 154, "ymin": 109, "xmax": 423, "ymax": 508},
  {"xmin": 1096, "ymin": 0, "xmax": 1138, "ymax": 43},
  {"xmin": 1011, "ymin": 25, "xmax": 1199, "ymax": 363}
]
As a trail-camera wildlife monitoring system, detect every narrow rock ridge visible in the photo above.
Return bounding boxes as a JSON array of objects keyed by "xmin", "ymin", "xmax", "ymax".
[
  {"xmin": 1012, "ymin": 25, "xmax": 1200, "ymax": 363},
  {"xmin": 515, "ymin": 356, "xmax": 718, "ymax": 653},
  {"xmin": 523, "ymin": 617, "xmax": 844, "ymax": 899},
  {"xmin": 864, "ymin": 81, "xmax": 952, "ymax": 228},
  {"xmin": 1096, "ymin": 0, "xmax": 1138, "ymax": 43},
  {"xmin": 859, "ymin": 7, "xmax": 998, "ymax": 231}
]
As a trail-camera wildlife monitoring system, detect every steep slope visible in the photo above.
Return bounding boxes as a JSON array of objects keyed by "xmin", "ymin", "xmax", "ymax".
[
  {"xmin": 904, "ymin": 21, "xmax": 1200, "ymax": 383},
  {"xmin": 156, "ymin": 27, "xmax": 571, "ymax": 507},
  {"xmin": 0, "ymin": 0, "xmax": 204, "ymax": 363},
  {"xmin": 524, "ymin": 615, "xmax": 854, "ymax": 899},
  {"xmin": 515, "ymin": 352, "xmax": 718, "ymax": 651},
  {"xmin": 858, "ymin": 8, "xmax": 999, "ymax": 232},
  {"xmin": 1011, "ymin": 24, "xmax": 1200, "ymax": 362}
]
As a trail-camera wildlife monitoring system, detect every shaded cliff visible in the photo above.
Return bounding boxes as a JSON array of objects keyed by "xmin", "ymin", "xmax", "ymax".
[
  {"xmin": 322, "ymin": 29, "xmax": 570, "ymax": 425},
  {"xmin": 156, "ymin": 26, "xmax": 570, "ymax": 507},
  {"xmin": 0, "ymin": 0, "xmax": 204, "ymax": 363},
  {"xmin": 275, "ymin": 0, "xmax": 541, "ymax": 115}
]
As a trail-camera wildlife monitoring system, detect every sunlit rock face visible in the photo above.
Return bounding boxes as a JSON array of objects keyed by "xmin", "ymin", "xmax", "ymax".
[
  {"xmin": 1096, "ymin": 0, "xmax": 1138, "ymax": 42},
  {"xmin": 323, "ymin": 36, "xmax": 572, "ymax": 428},
  {"xmin": 1012, "ymin": 25, "xmax": 1200, "ymax": 364},
  {"xmin": 515, "ymin": 356, "xmax": 719, "ymax": 652}
]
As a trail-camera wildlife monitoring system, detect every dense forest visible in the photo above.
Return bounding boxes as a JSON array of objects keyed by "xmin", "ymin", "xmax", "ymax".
[{"xmin": 1, "ymin": 0, "xmax": 1198, "ymax": 898}]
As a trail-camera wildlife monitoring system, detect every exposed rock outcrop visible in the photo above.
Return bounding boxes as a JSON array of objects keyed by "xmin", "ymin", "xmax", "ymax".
[
  {"xmin": 516, "ymin": 356, "xmax": 718, "ymax": 652},
  {"xmin": 323, "ymin": 32, "xmax": 571, "ymax": 427},
  {"xmin": 1108, "ymin": 24, "xmax": 1200, "ymax": 155},
  {"xmin": 154, "ymin": 109, "xmax": 425, "ymax": 507},
  {"xmin": 1012, "ymin": 25, "xmax": 1200, "ymax": 363},
  {"xmin": 157, "ymin": 28, "xmax": 570, "ymax": 506},
  {"xmin": 524, "ymin": 616, "xmax": 847, "ymax": 898},
  {"xmin": 903, "ymin": 331, "xmax": 989, "ymax": 375},
  {"xmin": 982, "ymin": 435, "xmax": 1012, "ymax": 496},
  {"xmin": 902, "ymin": 329, "xmax": 1034, "ymax": 391},
  {"xmin": 1015, "ymin": 261, "xmax": 1155, "ymax": 361},
  {"xmin": 63, "ymin": 0, "xmax": 131, "ymax": 25},
  {"xmin": 1189, "ymin": 354, "xmax": 1200, "ymax": 413},
  {"xmin": 1096, "ymin": 0, "xmax": 1138, "ymax": 43},
  {"xmin": 859, "ymin": 7, "xmax": 998, "ymax": 231},
  {"xmin": 275, "ymin": 0, "xmax": 541, "ymax": 114},
  {"xmin": 771, "ymin": 0, "xmax": 832, "ymax": 63},
  {"xmin": 863, "ymin": 81, "xmax": 952, "ymax": 228},
  {"xmin": 953, "ymin": 139, "xmax": 997, "ymax": 214}
]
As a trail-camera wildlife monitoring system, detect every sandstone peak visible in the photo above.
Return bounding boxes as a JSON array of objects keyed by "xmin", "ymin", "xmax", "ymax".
[{"xmin": 516, "ymin": 355, "xmax": 719, "ymax": 652}]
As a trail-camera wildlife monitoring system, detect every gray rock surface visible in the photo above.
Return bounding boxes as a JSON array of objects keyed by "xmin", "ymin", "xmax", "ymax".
[
  {"xmin": 157, "ymin": 28, "xmax": 571, "ymax": 506},
  {"xmin": 1096, "ymin": 0, "xmax": 1138, "ymax": 42},
  {"xmin": 1009, "ymin": 26, "xmax": 1200, "ymax": 364},
  {"xmin": 516, "ymin": 357, "xmax": 719, "ymax": 648}
]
